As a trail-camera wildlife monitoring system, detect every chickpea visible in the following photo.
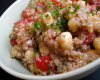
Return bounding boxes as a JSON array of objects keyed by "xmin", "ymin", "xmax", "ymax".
[
  {"xmin": 11, "ymin": 45, "xmax": 22, "ymax": 58},
  {"xmin": 68, "ymin": 18, "xmax": 79, "ymax": 32},
  {"xmin": 25, "ymin": 49, "xmax": 34, "ymax": 62},
  {"xmin": 39, "ymin": 42, "xmax": 50, "ymax": 55},
  {"xmin": 42, "ymin": 12, "xmax": 53, "ymax": 26},
  {"xmin": 93, "ymin": 37, "xmax": 100, "ymax": 50},
  {"xmin": 57, "ymin": 32, "xmax": 73, "ymax": 50},
  {"xmin": 93, "ymin": 21, "xmax": 100, "ymax": 32},
  {"xmin": 29, "ymin": 63, "xmax": 37, "ymax": 73},
  {"xmin": 76, "ymin": 1, "xmax": 85, "ymax": 7}
]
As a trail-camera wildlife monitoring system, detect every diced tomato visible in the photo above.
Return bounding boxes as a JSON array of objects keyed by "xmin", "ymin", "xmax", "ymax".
[
  {"xmin": 51, "ymin": 0, "xmax": 60, "ymax": 5},
  {"xmin": 14, "ymin": 19, "xmax": 27, "ymax": 27},
  {"xmin": 47, "ymin": 28, "xmax": 54, "ymax": 36},
  {"xmin": 22, "ymin": 8, "xmax": 35, "ymax": 19},
  {"xmin": 84, "ymin": 31, "xmax": 96, "ymax": 44},
  {"xmin": 87, "ymin": 4, "xmax": 94, "ymax": 11},
  {"xmin": 34, "ymin": 3, "xmax": 42, "ymax": 7},
  {"xmin": 90, "ymin": 0, "xmax": 100, "ymax": 5},
  {"xmin": 47, "ymin": 28, "xmax": 57, "ymax": 39},
  {"xmin": 28, "ymin": 19, "xmax": 35, "ymax": 23},
  {"xmin": 10, "ymin": 39, "xmax": 17, "ymax": 46},
  {"xmin": 35, "ymin": 56, "xmax": 50, "ymax": 72}
]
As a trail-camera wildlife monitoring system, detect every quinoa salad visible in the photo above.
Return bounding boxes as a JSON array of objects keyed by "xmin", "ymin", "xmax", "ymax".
[{"xmin": 9, "ymin": 0, "xmax": 100, "ymax": 76}]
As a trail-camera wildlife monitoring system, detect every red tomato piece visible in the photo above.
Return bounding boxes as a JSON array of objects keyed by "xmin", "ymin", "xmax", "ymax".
[
  {"xmin": 51, "ymin": 0, "xmax": 60, "ymax": 5},
  {"xmin": 28, "ymin": 19, "xmax": 35, "ymax": 23},
  {"xmin": 14, "ymin": 19, "xmax": 27, "ymax": 27},
  {"xmin": 10, "ymin": 39, "xmax": 17, "ymax": 46},
  {"xmin": 35, "ymin": 56, "xmax": 50, "ymax": 72},
  {"xmin": 84, "ymin": 31, "xmax": 95, "ymax": 44},
  {"xmin": 87, "ymin": 4, "xmax": 94, "ymax": 11},
  {"xmin": 90, "ymin": 0, "xmax": 100, "ymax": 5},
  {"xmin": 22, "ymin": 8, "xmax": 35, "ymax": 19},
  {"xmin": 47, "ymin": 28, "xmax": 59, "ymax": 39},
  {"xmin": 34, "ymin": 3, "xmax": 42, "ymax": 7}
]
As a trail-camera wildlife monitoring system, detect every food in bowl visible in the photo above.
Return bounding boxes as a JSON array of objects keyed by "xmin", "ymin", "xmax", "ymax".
[{"xmin": 9, "ymin": 0, "xmax": 100, "ymax": 76}]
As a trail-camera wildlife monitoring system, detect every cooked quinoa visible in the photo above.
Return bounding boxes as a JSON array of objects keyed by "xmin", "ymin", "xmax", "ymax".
[{"xmin": 9, "ymin": 0, "xmax": 100, "ymax": 75}]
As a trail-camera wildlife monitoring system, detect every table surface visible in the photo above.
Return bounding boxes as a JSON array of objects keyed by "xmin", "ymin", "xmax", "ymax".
[{"xmin": 0, "ymin": 0, "xmax": 100, "ymax": 80}]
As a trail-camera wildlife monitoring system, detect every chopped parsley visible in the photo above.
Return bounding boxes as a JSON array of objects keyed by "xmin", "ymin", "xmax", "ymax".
[
  {"xmin": 59, "ymin": 17, "xmax": 68, "ymax": 31},
  {"xmin": 33, "ymin": 7, "xmax": 37, "ymax": 9},
  {"xmin": 10, "ymin": 56, "xmax": 15, "ymax": 59},
  {"xmin": 59, "ymin": 35, "xmax": 66, "ymax": 37},
  {"xmin": 48, "ymin": 64, "xmax": 51, "ymax": 72},
  {"xmin": 69, "ymin": 11, "xmax": 74, "ymax": 14},
  {"xmin": 56, "ymin": 19, "xmax": 60, "ymax": 26},
  {"xmin": 47, "ymin": 5, "xmax": 51, "ymax": 9},
  {"xmin": 30, "ymin": 26, "xmax": 35, "ymax": 33},
  {"xmin": 33, "ymin": 50, "xmax": 38, "ymax": 56},
  {"xmin": 47, "ymin": 2, "xmax": 54, "ymax": 4},
  {"xmin": 37, "ymin": 69, "xmax": 44, "ymax": 75},
  {"xmin": 74, "ymin": 6, "xmax": 79, "ymax": 12},
  {"xmin": 45, "ymin": 14, "xmax": 49, "ymax": 18},
  {"xmin": 90, "ymin": 10, "xmax": 95, "ymax": 15},
  {"xmin": 48, "ymin": 67, "xmax": 51, "ymax": 72},
  {"xmin": 33, "ymin": 21, "xmax": 43, "ymax": 29},
  {"xmin": 96, "ymin": 7, "xmax": 99, "ymax": 11},
  {"xmin": 62, "ymin": 56, "xmax": 66, "ymax": 65},
  {"xmin": 86, "ymin": 12, "xmax": 89, "ymax": 15},
  {"xmin": 30, "ymin": 0, "xmax": 34, "ymax": 7}
]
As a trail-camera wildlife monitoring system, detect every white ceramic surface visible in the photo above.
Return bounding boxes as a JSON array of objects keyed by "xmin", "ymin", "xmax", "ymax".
[{"xmin": 0, "ymin": 0, "xmax": 100, "ymax": 79}]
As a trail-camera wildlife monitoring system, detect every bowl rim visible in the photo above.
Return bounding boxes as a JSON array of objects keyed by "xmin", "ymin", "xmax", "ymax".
[
  {"xmin": 0, "ymin": 0, "xmax": 100, "ymax": 79},
  {"xmin": 0, "ymin": 58, "xmax": 100, "ymax": 79}
]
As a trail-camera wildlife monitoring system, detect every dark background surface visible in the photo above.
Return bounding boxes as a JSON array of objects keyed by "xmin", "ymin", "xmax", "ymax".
[{"xmin": 0, "ymin": 0, "xmax": 100, "ymax": 80}]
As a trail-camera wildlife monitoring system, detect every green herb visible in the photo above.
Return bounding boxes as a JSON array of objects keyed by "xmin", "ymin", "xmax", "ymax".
[
  {"xmin": 96, "ymin": 7, "xmax": 99, "ymax": 11},
  {"xmin": 92, "ymin": 0, "xmax": 94, "ymax": 1},
  {"xmin": 48, "ymin": 64, "xmax": 51, "ymax": 66},
  {"xmin": 56, "ymin": 10, "xmax": 59, "ymax": 15},
  {"xmin": 86, "ymin": 12, "xmax": 89, "ymax": 15},
  {"xmin": 69, "ymin": 11, "xmax": 74, "ymax": 14},
  {"xmin": 62, "ymin": 56, "xmax": 66, "ymax": 65},
  {"xmin": 47, "ymin": 5, "xmax": 51, "ymax": 9},
  {"xmin": 11, "ymin": 56, "xmax": 15, "ymax": 59},
  {"xmin": 52, "ymin": 26, "xmax": 58, "ymax": 31},
  {"xmin": 56, "ymin": 19, "xmax": 60, "ymax": 26},
  {"xmin": 30, "ymin": 26, "xmax": 35, "ymax": 33},
  {"xmin": 13, "ymin": 26, "xmax": 15, "ymax": 29},
  {"xmin": 37, "ymin": 69, "xmax": 44, "ymax": 75},
  {"xmin": 46, "ymin": 25, "xmax": 51, "ymax": 29},
  {"xmin": 69, "ymin": 5, "xmax": 71, "ymax": 8},
  {"xmin": 37, "ymin": 37, "xmax": 40, "ymax": 40},
  {"xmin": 33, "ymin": 50, "xmax": 38, "ymax": 56},
  {"xmin": 33, "ymin": 7, "xmax": 37, "ymax": 9},
  {"xmin": 47, "ymin": 2, "xmax": 54, "ymax": 4},
  {"xmin": 38, "ymin": 0, "xmax": 40, "ymax": 2},
  {"xmin": 74, "ymin": 6, "xmax": 79, "ymax": 12},
  {"xmin": 59, "ymin": 35, "xmax": 66, "ymax": 37},
  {"xmin": 59, "ymin": 17, "xmax": 68, "ymax": 31},
  {"xmin": 48, "ymin": 67, "xmax": 51, "ymax": 72},
  {"xmin": 33, "ymin": 21, "xmax": 43, "ymax": 29},
  {"xmin": 70, "ymin": 30, "xmax": 73, "ymax": 32},
  {"xmin": 45, "ymin": 14, "xmax": 49, "ymax": 18},
  {"xmin": 90, "ymin": 10, "xmax": 95, "ymax": 15},
  {"xmin": 60, "ymin": 17, "xmax": 68, "ymax": 29},
  {"xmin": 30, "ymin": 0, "xmax": 34, "ymax": 7},
  {"xmin": 51, "ymin": 10, "xmax": 55, "ymax": 16}
]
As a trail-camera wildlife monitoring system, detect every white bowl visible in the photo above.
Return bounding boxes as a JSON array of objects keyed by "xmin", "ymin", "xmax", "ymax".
[{"xmin": 0, "ymin": 0, "xmax": 100, "ymax": 79}]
